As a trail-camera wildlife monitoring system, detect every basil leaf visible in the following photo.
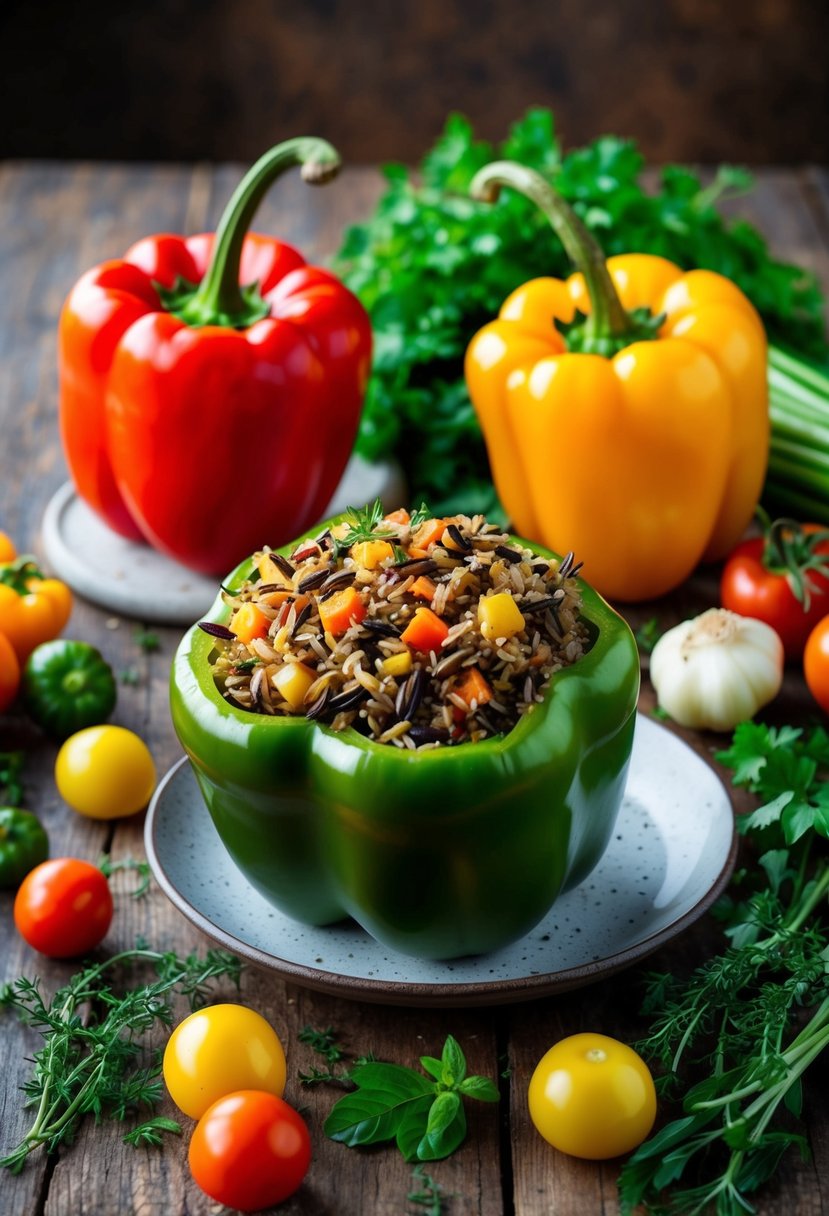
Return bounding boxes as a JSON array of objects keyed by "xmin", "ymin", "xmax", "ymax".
[
  {"xmin": 440, "ymin": 1035, "xmax": 466, "ymax": 1084},
  {"xmin": 394, "ymin": 1095, "xmax": 436, "ymax": 1163},
  {"xmin": 417, "ymin": 1093, "xmax": 467, "ymax": 1161},
  {"xmin": 419, "ymin": 1055, "xmax": 444, "ymax": 1082},
  {"xmin": 458, "ymin": 1074, "xmax": 500, "ymax": 1102},
  {"xmin": 323, "ymin": 1063, "xmax": 435, "ymax": 1147}
]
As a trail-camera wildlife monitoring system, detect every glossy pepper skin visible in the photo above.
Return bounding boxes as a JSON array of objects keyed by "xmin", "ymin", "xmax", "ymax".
[
  {"xmin": 465, "ymin": 163, "xmax": 768, "ymax": 603},
  {"xmin": 0, "ymin": 808, "xmax": 49, "ymax": 889},
  {"xmin": 59, "ymin": 139, "xmax": 372, "ymax": 577},
  {"xmin": 171, "ymin": 517, "xmax": 640, "ymax": 961},
  {"xmin": 23, "ymin": 639, "xmax": 117, "ymax": 740}
]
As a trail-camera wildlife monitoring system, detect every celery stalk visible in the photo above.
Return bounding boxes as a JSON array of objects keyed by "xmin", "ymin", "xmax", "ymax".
[{"xmin": 766, "ymin": 345, "xmax": 829, "ymax": 522}]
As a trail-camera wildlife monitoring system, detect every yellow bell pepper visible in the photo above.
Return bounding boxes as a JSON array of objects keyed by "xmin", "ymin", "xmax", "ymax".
[{"xmin": 464, "ymin": 162, "xmax": 769, "ymax": 602}]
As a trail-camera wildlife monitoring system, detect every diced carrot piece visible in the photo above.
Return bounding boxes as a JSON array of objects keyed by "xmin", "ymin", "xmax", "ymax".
[
  {"xmin": 411, "ymin": 518, "xmax": 446, "ymax": 551},
  {"xmin": 318, "ymin": 587, "xmax": 366, "ymax": 636},
  {"xmin": 230, "ymin": 602, "xmax": 271, "ymax": 644},
  {"xmin": 455, "ymin": 667, "xmax": 493, "ymax": 709},
  {"xmin": 401, "ymin": 606, "xmax": 449, "ymax": 653},
  {"xmin": 406, "ymin": 547, "xmax": 430, "ymax": 560},
  {"xmin": 409, "ymin": 576, "xmax": 436, "ymax": 601},
  {"xmin": 383, "ymin": 508, "xmax": 410, "ymax": 526},
  {"xmin": 258, "ymin": 589, "xmax": 293, "ymax": 609}
]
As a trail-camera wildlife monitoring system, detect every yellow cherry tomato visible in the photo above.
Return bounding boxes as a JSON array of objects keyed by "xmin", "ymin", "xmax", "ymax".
[
  {"xmin": 528, "ymin": 1033, "xmax": 657, "ymax": 1160},
  {"xmin": 163, "ymin": 1004, "xmax": 287, "ymax": 1119},
  {"xmin": 55, "ymin": 725, "xmax": 156, "ymax": 819},
  {"xmin": 0, "ymin": 630, "xmax": 20, "ymax": 713},
  {"xmin": 0, "ymin": 532, "xmax": 16, "ymax": 562}
]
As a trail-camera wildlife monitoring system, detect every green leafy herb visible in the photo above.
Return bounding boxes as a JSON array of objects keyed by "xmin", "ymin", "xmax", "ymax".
[
  {"xmin": 97, "ymin": 854, "xmax": 153, "ymax": 899},
  {"xmin": 334, "ymin": 108, "xmax": 827, "ymax": 513},
  {"xmin": 132, "ymin": 627, "xmax": 160, "ymax": 653},
  {"xmin": 0, "ymin": 751, "xmax": 25, "ymax": 807},
  {"xmin": 635, "ymin": 617, "xmax": 661, "ymax": 655},
  {"xmin": 323, "ymin": 1034, "xmax": 498, "ymax": 1163},
  {"xmin": 408, "ymin": 1163, "xmax": 448, "ymax": 1214},
  {"xmin": 333, "ymin": 499, "xmax": 395, "ymax": 554},
  {"xmin": 122, "ymin": 1116, "xmax": 182, "ymax": 1148},
  {"xmin": 297, "ymin": 1024, "xmax": 355, "ymax": 1086},
  {"xmin": 618, "ymin": 722, "xmax": 829, "ymax": 1215},
  {"xmin": 0, "ymin": 946, "xmax": 241, "ymax": 1173}
]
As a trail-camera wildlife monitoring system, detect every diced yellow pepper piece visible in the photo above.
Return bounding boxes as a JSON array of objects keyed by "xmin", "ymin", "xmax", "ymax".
[
  {"xmin": 272, "ymin": 661, "xmax": 316, "ymax": 710},
  {"xmin": 350, "ymin": 540, "xmax": 395, "ymax": 570},
  {"xmin": 257, "ymin": 552, "xmax": 293, "ymax": 588},
  {"xmin": 381, "ymin": 650, "xmax": 413, "ymax": 677},
  {"xmin": 477, "ymin": 592, "xmax": 525, "ymax": 641}
]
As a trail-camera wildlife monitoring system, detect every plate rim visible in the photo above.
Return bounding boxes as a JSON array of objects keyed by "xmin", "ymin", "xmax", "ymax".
[{"xmin": 145, "ymin": 717, "xmax": 738, "ymax": 1007}]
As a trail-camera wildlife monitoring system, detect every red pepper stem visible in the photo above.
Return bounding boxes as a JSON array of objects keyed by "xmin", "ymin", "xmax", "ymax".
[
  {"xmin": 469, "ymin": 161, "xmax": 634, "ymax": 346},
  {"xmin": 183, "ymin": 138, "xmax": 341, "ymax": 328}
]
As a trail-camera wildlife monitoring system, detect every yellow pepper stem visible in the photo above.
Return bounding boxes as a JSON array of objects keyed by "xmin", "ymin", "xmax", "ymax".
[{"xmin": 469, "ymin": 160, "xmax": 636, "ymax": 354}]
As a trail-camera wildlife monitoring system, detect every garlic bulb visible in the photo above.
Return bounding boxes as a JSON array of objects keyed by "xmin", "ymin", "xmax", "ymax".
[{"xmin": 650, "ymin": 608, "xmax": 784, "ymax": 732}]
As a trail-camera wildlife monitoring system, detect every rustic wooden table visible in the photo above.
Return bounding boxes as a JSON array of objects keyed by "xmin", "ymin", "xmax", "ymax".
[{"xmin": 0, "ymin": 161, "xmax": 827, "ymax": 1216}]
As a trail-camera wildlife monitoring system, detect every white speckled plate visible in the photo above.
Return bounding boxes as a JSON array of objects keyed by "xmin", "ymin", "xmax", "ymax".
[
  {"xmin": 41, "ymin": 456, "xmax": 406, "ymax": 624},
  {"xmin": 145, "ymin": 714, "xmax": 736, "ymax": 1006}
]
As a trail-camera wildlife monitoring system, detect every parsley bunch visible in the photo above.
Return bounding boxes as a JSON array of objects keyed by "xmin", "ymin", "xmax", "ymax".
[
  {"xmin": 0, "ymin": 945, "xmax": 241, "ymax": 1173},
  {"xmin": 619, "ymin": 723, "xmax": 829, "ymax": 1215},
  {"xmin": 334, "ymin": 109, "xmax": 826, "ymax": 514}
]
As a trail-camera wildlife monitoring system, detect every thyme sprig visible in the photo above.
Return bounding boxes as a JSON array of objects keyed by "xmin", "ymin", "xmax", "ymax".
[
  {"xmin": 619, "ymin": 722, "xmax": 829, "ymax": 1215},
  {"xmin": 0, "ymin": 945, "xmax": 241, "ymax": 1173}
]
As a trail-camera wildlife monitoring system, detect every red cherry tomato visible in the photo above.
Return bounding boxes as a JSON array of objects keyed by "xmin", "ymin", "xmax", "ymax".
[
  {"xmin": 13, "ymin": 858, "xmax": 113, "ymax": 957},
  {"xmin": 189, "ymin": 1090, "xmax": 311, "ymax": 1212},
  {"xmin": 720, "ymin": 521, "xmax": 829, "ymax": 660},
  {"xmin": 804, "ymin": 617, "xmax": 829, "ymax": 714}
]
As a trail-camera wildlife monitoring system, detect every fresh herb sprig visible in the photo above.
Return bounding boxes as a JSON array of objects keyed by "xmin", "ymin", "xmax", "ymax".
[
  {"xmin": 619, "ymin": 722, "xmax": 829, "ymax": 1215},
  {"xmin": 323, "ymin": 1033, "xmax": 499, "ymax": 1163},
  {"xmin": 408, "ymin": 1163, "xmax": 448, "ymax": 1215},
  {"xmin": 0, "ymin": 945, "xmax": 241, "ymax": 1173},
  {"xmin": 333, "ymin": 499, "xmax": 395, "ymax": 555},
  {"xmin": 334, "ymin": 109, "xmax": 826, "ymax": 514}
]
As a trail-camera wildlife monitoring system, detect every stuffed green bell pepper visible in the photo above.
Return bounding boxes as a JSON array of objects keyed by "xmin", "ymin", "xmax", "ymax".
[{"xmin": 170, "ymin": 512, "xmax": 640, "ymax": 960}]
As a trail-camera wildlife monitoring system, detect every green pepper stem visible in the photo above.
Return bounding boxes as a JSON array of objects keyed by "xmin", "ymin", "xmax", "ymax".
[
  {"xmin": 181, "ymin": 137, "xmax": 341, "ymax": 328},
  {"xmin": 469, "ymin": 160, "xmax": 634, "ymax": 349}
]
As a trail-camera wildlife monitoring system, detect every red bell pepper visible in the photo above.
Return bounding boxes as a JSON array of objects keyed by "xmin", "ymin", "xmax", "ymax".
[{"xmin": 58, "ymin": 138, "xmax": 372, "ymax": 576}]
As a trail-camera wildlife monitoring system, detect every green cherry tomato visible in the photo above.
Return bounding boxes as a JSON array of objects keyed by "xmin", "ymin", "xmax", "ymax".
[
  {"xmin": 55, "ymin": 725, "xmax": 156, "ymax": 819},
  {"xmin": 189, "ymin": 1090, "xmax": 311, "ymax": 1212},
  {"xmin": 14, "ymin": 857, "xmax": 113, "ymax": 957},
  {"xmin": 528, "ymin": 1032, "xmax": 657, "ymax": 1159},
  {"xmin": 0, "ymin": 806, "xmax": 49, "ymax": 888},
  {"xmin": 23, "ymin": 639, "xmax": 117, "ymax": 740},
  {"xmin": 163, "ymin": 1003, "xmax": 287, "ymax": 1119}
]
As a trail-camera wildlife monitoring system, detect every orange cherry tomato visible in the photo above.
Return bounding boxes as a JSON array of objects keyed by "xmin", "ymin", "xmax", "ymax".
[
  {"xmin": 0, "ymin": 532, "xmax": 16, "ymax": 562},
  {"xmin": 14, "ymin": 858, "xmax": 113, "ymax": 957},
  {"xmin": 0, "ymin": 630, "xmax": 20, "ymax": 712},
  {"xmin": 0, "ymin": 565, "xmax": 73, "ymax": 664},
  {"xmin": 804, "ymin": 616, "xmax": 829, "ymax": 714},
  {"xmin": 189, "ymin": 1090, "xmax": 311, "ymax": 1211}
]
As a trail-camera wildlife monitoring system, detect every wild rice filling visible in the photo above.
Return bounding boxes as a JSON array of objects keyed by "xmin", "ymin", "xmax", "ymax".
[{"xmin": 202, "ymin": 507, "xmax": 590, "ymax": 749}]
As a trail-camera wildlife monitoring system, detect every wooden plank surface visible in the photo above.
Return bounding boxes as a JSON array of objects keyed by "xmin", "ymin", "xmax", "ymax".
[{"xmin": 0, "ymin": 161, "xmax": 827, "ymax": 1216}]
